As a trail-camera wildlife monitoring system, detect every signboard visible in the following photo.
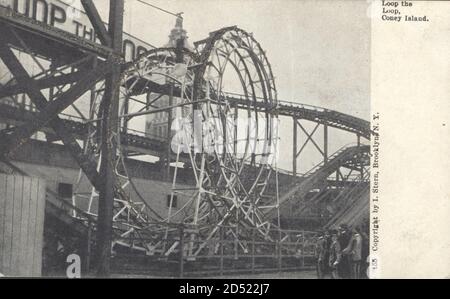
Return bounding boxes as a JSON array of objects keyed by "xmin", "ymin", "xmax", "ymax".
[{"xmin": 0, "ymin": 0, "xmax": 154, "ymax": 61}]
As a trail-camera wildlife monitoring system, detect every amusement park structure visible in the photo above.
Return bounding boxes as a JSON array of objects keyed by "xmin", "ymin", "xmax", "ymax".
[{"xmin": 0, "ymin": 1, "xmax": 370, "ymax": 277}]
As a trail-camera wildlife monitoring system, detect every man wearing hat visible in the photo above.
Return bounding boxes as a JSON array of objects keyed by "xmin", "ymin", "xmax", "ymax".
[
  {"xmin": 343, "ymin": 226, "xmax": 363, "ymax": 279},
  {"xmin": 337, "ymin": 224, "xmax": 352, "ymax": 278},
  {"xmin": 328, "ymin": 230, "xmax": 341, "ymax": 279},
  {"xmin": 315, "ymin": 230, "xmax": 329, "ymax": 278}
]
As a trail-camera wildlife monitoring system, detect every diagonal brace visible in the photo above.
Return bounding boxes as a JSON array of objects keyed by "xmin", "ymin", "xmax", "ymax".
[
  {"xmin": 0, "ymin": 44, "xmax": 111, "ymax": 155},
  {"xmin": 80, "ymin": 0, "xmax": 112, "ymax": 47},
  {"xmin": 0, "ymin": 40, "xmax": 103, "ymax": 189},
  {"xmin": 0, "ymin": 69, "xmax": 90, "ymax": 99},
  {"xmin": 296, "ymin": 121, "xmax": 324, "ymax": 157}
]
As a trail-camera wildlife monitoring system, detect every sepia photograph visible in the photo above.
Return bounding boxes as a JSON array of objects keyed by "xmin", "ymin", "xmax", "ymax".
[{"xmin": 0, "ymin": 0, "xmax": 447, "ymax": 283}]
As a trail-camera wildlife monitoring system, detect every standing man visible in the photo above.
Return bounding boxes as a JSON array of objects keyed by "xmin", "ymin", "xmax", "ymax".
[
  {"xmin": 328, "ymin": 230, "xmax": 341, "ymax": 279},
  {"xmin": 343, "ymin": 227, "xmax": 363, "ymax": 279},
  {"xmin": 315, "ymin": 231, "xmax": 327, "ymax": 278},
  {"xmin": 337, "ymin": 224, "xmax": 352, "ymax": 278}
]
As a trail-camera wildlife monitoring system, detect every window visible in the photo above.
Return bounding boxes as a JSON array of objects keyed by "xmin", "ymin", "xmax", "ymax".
[
  {"xmin": 58, "ymin": 183, "xmax": 73, "ymax": 198},
  {"xmin": 166, "ymin": 194, "xmax": 178, "ymax": 208}
]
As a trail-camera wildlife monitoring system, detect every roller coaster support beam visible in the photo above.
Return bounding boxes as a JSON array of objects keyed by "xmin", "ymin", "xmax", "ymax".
[
  {"xmin": 0, "ymin": 48, "xmax": 110, "ymax": 155},
  {"xmin": 292, "ymin": 118, "xmax": 330, "ymax": 176},
  {"xmin": 293, "ymin": 117, "xmax": 297, "ymax": 176},
  {"xmin": 0, "ymin": 70, "xmax": 89, "ymax": 99},
  {"xmin": 81, "ymin": 0, "xmax": 112, "ymax": 47},
  {"xmin": 324, "ymin": 124, "xmax": 328, "ymax": 165},
  {"xmin": 95, "ymin": 0, "xmax": 124, "ymax": 277},
  {"xmin": 356, "ymin": 134, "xmax": 365, "ymax": 179},
  {"xmin": 0, "ymin": 27, "xmax": 104, "ymax": 189}
]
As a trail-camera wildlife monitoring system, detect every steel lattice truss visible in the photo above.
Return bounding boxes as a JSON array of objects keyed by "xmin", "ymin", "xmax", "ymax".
[
  {"xmin": 0, "ymin": 3, "xmax": 370, "ymax": 261},
  {"xmin": 67, "ymin": 26, "xmax": 298, "ymax": 257}
]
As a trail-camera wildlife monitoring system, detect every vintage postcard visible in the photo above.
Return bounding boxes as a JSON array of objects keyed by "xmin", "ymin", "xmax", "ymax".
[{"xmin": 0, "ymin": 0, "xmax": 448, "ymax": 283}]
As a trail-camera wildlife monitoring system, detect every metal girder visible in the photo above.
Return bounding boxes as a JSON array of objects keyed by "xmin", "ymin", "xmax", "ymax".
[
  {"xmin": 292, "ymin": 119, "xmax": 329, "ymax": 176},
  {"xmin": 0, "ymin": 42, "xmax": 111, "ymax": 156},
  {"xmin": 80, "ymin": 0, "xmax": 112, "ymax": 47},
  {"xmin": 293, "ymin": 117, "xmax": 297, "ymax": 175},
  {"xmin": 296, "ymin": 121, "xmax": 324, "ymax": 157},
  {"xmin": 0, "ymin": 69, "xmax": 91, "ymax": 99},
  {"xmin": 0, "ymin": 39, "xmax": 102, "ymax": 189}
]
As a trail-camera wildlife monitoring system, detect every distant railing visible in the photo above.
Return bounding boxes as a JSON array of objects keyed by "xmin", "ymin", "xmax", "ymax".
[
  {"xmin": 276, "ymin": 143, "xmax": 364, "ymax": 178},
  {"xmin": 221, "ymin": 91, "xmax": 366, "ymax": 120},
  {"xmin": 112, "ymin": 224, "xmax": 319, "ymax": 277}
]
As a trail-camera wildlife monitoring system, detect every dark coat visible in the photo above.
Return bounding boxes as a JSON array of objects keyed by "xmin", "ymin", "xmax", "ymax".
[{"xmin": 329, "ymin": 240, "xmax": 341, "ymax": 268}]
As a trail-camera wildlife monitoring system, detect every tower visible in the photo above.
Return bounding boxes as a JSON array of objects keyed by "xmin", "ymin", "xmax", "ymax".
[{"xmin": 145, "ymin": 16, "xmax": 192, "ymax": 141}]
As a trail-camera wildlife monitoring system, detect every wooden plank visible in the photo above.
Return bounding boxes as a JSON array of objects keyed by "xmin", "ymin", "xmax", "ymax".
[
  {"xmin": 27, "ymin": 177, "xmax": 39, "ymax": 277},
  {"xmin": 19, "ymin": 176, "xmax": 31, "ymax": 276},
  {"xmin": 11, "ymin": 175, "xmax": 23, "ymax": 276},
  {"xmin": 2, "ymin": 175, "xmax": 14, "ymax": 275},
  {"xmin": 0, "ymin": 174, "xmax": 6, "ymax": 274},
  {"xmin": 33, "ymin": 178, "xmax": 46, "ymax": 276},
  {"xmin": 0, "ymin": 175, "xmax": 46, "ymax": 277}
]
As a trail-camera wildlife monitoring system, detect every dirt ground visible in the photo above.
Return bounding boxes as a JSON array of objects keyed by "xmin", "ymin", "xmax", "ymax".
[
  {"xmin": 112, "ymin": 270, "xmax": 318, "ymax": 279},
  {"xmin": 210, "ymin": 270, "xmax": 317, "ymax": 279}
]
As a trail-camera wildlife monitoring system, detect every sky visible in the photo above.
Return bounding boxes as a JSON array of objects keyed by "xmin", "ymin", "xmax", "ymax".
[
  {"xmin": 110, "ymin": 0, "xmax": 371, "ymax": 120},
  {"xmin": 110, "ymin": 0, "xmax": 372, "ymax": 171},
  {"xmin": 1, "ymin": 0, "xmax": 371, "ymax": 172}
]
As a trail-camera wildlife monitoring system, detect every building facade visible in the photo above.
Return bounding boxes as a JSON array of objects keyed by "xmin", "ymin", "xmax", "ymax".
[{"xmin": 145, "ymin": 16, "xmax": 193, "ymax": 140}]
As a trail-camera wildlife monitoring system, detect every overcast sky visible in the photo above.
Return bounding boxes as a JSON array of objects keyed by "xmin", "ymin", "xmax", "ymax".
[
  {"xmin": 105, "ymin": 0, "xmax": 371, "ymax": 171},
  {"xmin": 92, "ymin": 0, "xmax": 370, "ymax": 120},
  {"xmin": 2, "ymin": 0, "xmax": 370, "ymax": 172}
]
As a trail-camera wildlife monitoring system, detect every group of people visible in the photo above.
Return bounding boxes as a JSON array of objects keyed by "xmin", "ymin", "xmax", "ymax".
[{"xmin": 315, "ymin": 224, "xmax": 369, "ymax": 279}]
